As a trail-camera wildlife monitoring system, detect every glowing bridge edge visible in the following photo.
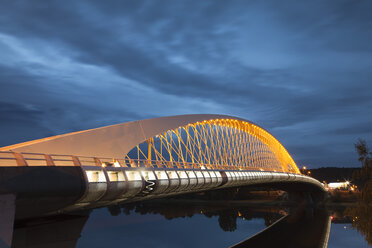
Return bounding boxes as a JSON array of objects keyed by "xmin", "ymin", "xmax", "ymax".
[
  {"xmin": 66, "ymin": 167, "xmax": 324, "ymax": 212},
  {"xmin": 0, "ymin": 114, "xmax": 300, "ymax": 174}
]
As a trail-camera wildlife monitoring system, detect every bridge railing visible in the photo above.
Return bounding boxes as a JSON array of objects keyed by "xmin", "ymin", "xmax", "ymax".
[{"xmin": 0, "ymin": 151, "xmax": 287, "ymax": 172}]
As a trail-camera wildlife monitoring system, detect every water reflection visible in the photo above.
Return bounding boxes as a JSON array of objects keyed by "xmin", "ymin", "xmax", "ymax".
[
  {"xmin": 110, "ymin": 197, "xmax": 331, "ymax": 248},
  {"xmin": 109, "ymin": 199, "xmax": 284, "ymax": 233},
  {"xmin": 343, "ymin": 182, "xmax": 372, "ymax": 246},
  {"xmin": 10, "ymin": 187, "xmax": 372, "ymax": 248}
]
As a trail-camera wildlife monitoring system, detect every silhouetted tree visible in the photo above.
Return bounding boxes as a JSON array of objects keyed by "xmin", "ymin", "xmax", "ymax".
[
  {"xmin": 218, "ymin": 209, "xmax": 238, "ymax": 232},
  {"xmin": 310, "ymin": 167, "xmax": 358, "ymax": 183},
  {"xmin": 353, "ymin": 139, "xmax": 372, "ymax": 188},
  {"xmin": 122, "ymin": 204, "xmax": 136, "ymax": 215},
  {"xmin": 345, "ymin": 139, "xmax": 372, "ymax": 244},
  {"xmin": 355, "ymin": 139, "xmax": 370, "ymax": 167},
  {"xmin": 107, "ymin": 205, "xmax": 121, "ymax": 216}
]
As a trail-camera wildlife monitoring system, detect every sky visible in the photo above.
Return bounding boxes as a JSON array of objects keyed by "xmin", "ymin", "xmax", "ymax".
[{"xmin": 0, "ymin": 0, "xmax": 372, "ymax": 168}]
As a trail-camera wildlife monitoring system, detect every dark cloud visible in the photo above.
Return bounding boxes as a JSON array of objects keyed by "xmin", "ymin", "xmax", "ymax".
[
  {"xmin": 323, "ymin": 122, "xmax": 372, "ymax": 136},
  {"xmin": 0, "ymin": 101, "xmax": 52, "ymax": 146},
  {"xmin": 0, "ymin": 0, "xmax": 372, "ymax": 167},
  {"xmin": 0, "ymin": 63, "xmax": 144, "ymax": 146}
]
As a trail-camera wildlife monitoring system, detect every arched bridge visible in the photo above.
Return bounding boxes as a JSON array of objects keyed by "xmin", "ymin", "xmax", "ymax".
[{"xmin": 0, "ymin": 114, "xmax": 324, "ymax": 220}]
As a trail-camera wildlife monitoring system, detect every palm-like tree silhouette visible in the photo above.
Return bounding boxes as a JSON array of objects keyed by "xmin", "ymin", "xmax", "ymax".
[
  {"xmin": 355, "ymin": 139, "xmax": 370, "ymax": 168},
  {"xmin": 353, "ymin": 139, "xmax": 372, "ymax": 187}
]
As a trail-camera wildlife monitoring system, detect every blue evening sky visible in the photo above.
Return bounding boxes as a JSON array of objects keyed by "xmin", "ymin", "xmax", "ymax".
[{"xmin": 1, "ymin": 0, "xmax": 372, "ymax": 168}]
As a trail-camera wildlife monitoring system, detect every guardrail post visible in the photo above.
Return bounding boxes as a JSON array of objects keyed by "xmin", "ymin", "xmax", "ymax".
[
  {"xmin": 44, "ymin": 154, "xmax": 55, "ymax": 166},
  {"xmin": 13, "ymin": 152, "xmax": 27, "ymax": 166},
  {"xmin": 72, "ymin": 156, "xmax": 82, "ymax": 166},
  {"xmin": 145, "ymin": 160, "xmax": 152, "ymax": 168},
  {"xmin": 94, "ymin": 157, "xmax": 101, "ymax": 167}
]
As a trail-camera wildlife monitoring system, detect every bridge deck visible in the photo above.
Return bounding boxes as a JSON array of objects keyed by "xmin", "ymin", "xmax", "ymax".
[{"xmin": 0, "ymin": 151, "xmax": 324, "ymax": 220}]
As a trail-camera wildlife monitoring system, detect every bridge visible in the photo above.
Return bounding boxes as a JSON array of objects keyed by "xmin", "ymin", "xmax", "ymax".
[{"xmin": 0, "ymin": 114, "xmax": 325, "ymax": 246}]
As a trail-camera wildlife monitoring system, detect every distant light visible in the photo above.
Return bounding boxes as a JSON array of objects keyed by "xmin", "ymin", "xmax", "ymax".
[
  {"xmin": 328, "ymin": 182, "xmax": 350, "ymax": 189},
  {"xmin": 102, "ymin": 162, "xmax": 116, "ymax": 167}
]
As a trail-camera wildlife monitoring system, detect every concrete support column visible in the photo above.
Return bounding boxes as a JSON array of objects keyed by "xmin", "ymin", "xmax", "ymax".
[{"xmin": 0, "ymin": 194, "xmax": 16, "ymax": 247}]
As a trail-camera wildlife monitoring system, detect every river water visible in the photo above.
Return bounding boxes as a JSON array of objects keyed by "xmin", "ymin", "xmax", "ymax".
[
  {"xmin": 75, "ymin": 201, "xmax": 370, "ymax": 248},
  {"xmin": 12, "ymin": 190, "xmax": 371, "ymax": 248}
]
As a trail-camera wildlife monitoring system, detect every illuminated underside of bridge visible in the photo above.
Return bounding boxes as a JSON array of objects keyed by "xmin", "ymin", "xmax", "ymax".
[{"xmin": 0, "ymin": 115, "xmax": 324, "ymax": 223}]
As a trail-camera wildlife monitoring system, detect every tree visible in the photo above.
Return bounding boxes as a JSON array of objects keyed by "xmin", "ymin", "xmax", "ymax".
[
  {"xmin": 346, "ymin": 139, "xmax": 372, "ymax": 245},
  {"xmin": 107, "ymin": 205, "xmax": 121, "ymax": 216},
  {"xmin": 353, "ymin": 139, "xmax": 372, "ymax": 188},
  {"xmin": 218, "ymin": 209, "xmax": 238, "ymax": 232},
  {"xmin": 355, "ymin": 139, "xmax": 371, "ymax": 168}
]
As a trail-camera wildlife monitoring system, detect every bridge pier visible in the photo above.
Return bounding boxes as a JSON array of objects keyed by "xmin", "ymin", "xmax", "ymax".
[
  {"xmin": 11, "ymin": 214, "xmax": 89, "ymax": 248},
  {"xmin": 0, "ymin": 194, "xmax": 16, "ymax": 248}
]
